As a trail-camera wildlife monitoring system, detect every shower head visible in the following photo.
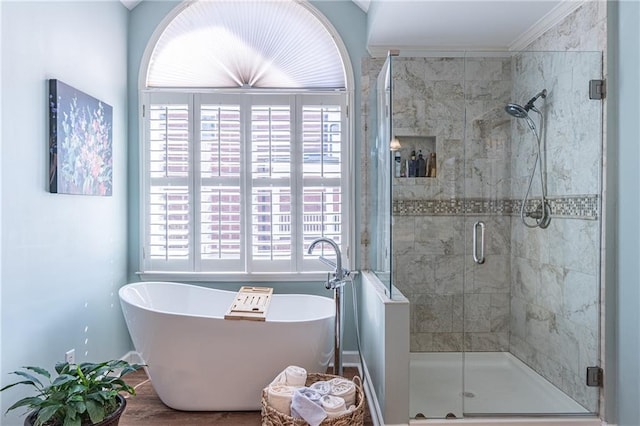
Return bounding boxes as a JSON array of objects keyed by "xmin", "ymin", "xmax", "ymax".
[
  {"xmin": 505, "ymin": 89, "xmax": 548, "ymax": 119},
  {"xmin": 505, "ymin": 103, "xmax": 529, "ymax": 118}
]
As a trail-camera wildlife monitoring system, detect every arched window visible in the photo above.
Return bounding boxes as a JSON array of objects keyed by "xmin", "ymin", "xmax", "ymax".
[{"xmin": 139, "ymin": 0, "xmax": 352, "ymax": 280}]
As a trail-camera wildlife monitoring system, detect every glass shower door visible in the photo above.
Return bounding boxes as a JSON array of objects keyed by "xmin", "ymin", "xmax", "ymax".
[
  {"xmin": 385, "ymin": 53, "xmax": 467, "ymax": 420},
  {"xmin": 461, "ymin": 50, "xmax": 603, "ymax": 416}
]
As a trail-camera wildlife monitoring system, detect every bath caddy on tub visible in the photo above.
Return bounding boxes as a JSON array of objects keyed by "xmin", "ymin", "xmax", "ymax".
[
  {"xmin": 261, "ymin": 373, "xmax": 365, "ymax": 426},
  {"xmin": 224, "ymin": 286, "xmax": 273, "ymax": 321}
]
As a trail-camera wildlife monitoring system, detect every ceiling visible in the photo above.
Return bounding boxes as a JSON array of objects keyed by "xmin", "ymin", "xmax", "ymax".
[{"xmin": 121, "ymin": 0, "xmax": 580, "ymax": 54}]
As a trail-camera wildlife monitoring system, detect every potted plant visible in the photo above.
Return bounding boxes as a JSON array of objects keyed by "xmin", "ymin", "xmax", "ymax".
[{"xmin": 1, "ymin": 359, "xmax": 142, "ymax": 426}]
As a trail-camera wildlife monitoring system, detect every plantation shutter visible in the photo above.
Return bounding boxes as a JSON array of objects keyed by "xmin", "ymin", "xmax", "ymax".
[
  {"xmin": 249, "ymin": 96, "xmax": 295, "ymax": 272},
  {"xmin": 299, "ymin": 95, "xmax": 345, "ymax": 270},
  {"xmin": 142, "ymin": 92, "xmax": 347, "ymax": 275},
  {"xmin": 197, "ymin": 95, "xmax": 244, "ymax": 271},
  {"xmin": 145, "ymin": 93, "xmax": 192, "ymax": 271}
]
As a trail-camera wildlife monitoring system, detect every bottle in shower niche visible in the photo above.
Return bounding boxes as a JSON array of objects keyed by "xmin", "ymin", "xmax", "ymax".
[
  {"xmin": 408, "ymin": 150, "xmax": 417, "ymax": 177},
  {"xmin": 394, "ymin": 151, "xmax": 402, "ymax": 177},
  {"xmin": 417, "ymin": 150, "xmax": 427, "ymax": 177},
  {"xmin": 427, "ymin": 152, "xmax": 437, "ymax": 177}
]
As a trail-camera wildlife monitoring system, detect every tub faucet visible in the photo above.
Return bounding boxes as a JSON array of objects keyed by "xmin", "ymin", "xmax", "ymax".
[
  {"xmin": 307, "ymin": 237, "xmax": 349, "ymax": 376},
  {"xmin": 307, "ymin": 237, "xmax": 350, "ymax": 288}
]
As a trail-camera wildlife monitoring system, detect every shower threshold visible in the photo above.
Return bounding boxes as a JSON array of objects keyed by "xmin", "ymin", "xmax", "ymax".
[{"xmin": 409, "ymin": 352, "xmax": 596, "ymax": 424}]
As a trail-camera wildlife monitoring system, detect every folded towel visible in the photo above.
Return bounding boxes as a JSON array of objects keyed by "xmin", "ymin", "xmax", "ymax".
[
  {"xmin": 267, "ymin": 384, "xmax": 295, "ymax": 416},
  {"xmin": 329, "ymin": 377, "xmax": 357, "ymax": 407},
  {"xmin": 270, "ymin": 365, "xmax": 307, "ymax": 387},
  {"xmin": 320, "ymin": 394, "xmax": 347, "ymax": 419},
  {"xmin": 310, "ymin": 380, "xmax": 331, "ymax": 396},
  {"xmin": 291, "ymin": 387, "xmax": 327, "ymax": 426}
]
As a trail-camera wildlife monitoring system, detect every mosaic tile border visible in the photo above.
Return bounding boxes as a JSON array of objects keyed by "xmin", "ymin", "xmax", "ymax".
[{"xmin": 393, "ymin": 194, "xmax": 599, "ymax": 220}]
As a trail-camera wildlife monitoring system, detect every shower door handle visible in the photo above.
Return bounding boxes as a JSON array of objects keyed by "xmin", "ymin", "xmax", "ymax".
[{"xmin": 473, "ymin": 221, "xmax": 485, "ymax": 264}]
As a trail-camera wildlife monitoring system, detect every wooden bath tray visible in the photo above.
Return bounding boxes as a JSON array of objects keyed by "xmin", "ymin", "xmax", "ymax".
[{"xmin": 224, "ymin": 286, "xmax": 273, "ymax": 321}]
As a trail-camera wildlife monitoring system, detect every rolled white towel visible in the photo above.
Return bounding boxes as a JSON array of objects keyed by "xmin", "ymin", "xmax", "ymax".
[
  {"xmin": 320, "ymin": 394, "xmax": 347, "ymax": 419},
  {"xmin": 310, "ymin": 380, "xmax": 331, "ymax": 396},
  {"xmin": 285, "ymin": 365, "xmax": 307, "ymax": 387},
  {"xmin": 329, "ymin": 377, "xmax": 357, "ymax": 407},
  {"xmin": 267, "ymin": 384, "xmax": 295, "ymax": 416},
  {"xmin": 270, "ymin": 365, "xmax": 307, "ymax": 387},
  {"xmin": 291, "ymin": 387, "xmax": 327, "ymax": 426}
]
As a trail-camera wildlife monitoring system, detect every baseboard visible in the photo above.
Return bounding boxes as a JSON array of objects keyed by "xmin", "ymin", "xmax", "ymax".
[{"xmin": 339, "ymin": 350, "xmax": 360, "ymax": 367}]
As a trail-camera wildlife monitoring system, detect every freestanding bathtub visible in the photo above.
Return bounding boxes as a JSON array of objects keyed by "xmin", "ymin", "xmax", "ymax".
[{"xmin": 119, "ymin": 281, "xmax": 334, "ymax": 411}]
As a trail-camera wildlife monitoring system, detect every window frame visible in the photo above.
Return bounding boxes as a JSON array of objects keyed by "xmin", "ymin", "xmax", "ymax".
[{"xmin": 138, "ymin": 89, "xmax": 353, "ymax": 282}]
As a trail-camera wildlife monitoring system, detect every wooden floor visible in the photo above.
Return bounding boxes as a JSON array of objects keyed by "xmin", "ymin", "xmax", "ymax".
[{"xmin": 120, "ymin": 367, "xmax": 374, "ymax": 426}]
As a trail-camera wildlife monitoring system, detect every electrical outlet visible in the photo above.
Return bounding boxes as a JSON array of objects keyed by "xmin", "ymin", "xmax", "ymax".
[{"xmin": 65, "ymin": 349, "xmax": 75, "ymax": 364}]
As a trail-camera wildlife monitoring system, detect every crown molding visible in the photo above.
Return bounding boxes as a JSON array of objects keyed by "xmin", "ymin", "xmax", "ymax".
[
  {"xmin": 367, "ymin": 45, "xmax": 511, "ymax": 58},
  {"xmin": 509, "ymin": 0, "xmax": 585, "ymax": 52},
  {"xmin": 120, "ymin": 0, "xmax": 142, "ymax": 11}
]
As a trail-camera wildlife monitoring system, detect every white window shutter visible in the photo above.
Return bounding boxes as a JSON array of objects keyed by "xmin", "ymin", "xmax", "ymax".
[
  {"xmin": 144, "ymin": 96, "xmax": 193, "ymax": 271},
  {"xmin": 142, "ymin": 92, "xmax": 348, "ymax": 276}
]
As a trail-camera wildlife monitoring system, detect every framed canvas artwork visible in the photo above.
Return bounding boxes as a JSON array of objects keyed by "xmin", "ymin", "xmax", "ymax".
[{"xmin": 48, "ymin": 79, "xmax": 113, "ymax": 196}]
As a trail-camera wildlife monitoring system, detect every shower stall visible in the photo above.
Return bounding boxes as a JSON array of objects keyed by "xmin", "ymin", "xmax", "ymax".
[{"xmin": 369, "ymin": 51, "xmax": 603, "ymax": 420}]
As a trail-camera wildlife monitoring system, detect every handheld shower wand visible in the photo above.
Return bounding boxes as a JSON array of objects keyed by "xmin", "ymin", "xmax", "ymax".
[{"xmin": 505, "ymin": 89, "xmax": 551, "ymax": 229}]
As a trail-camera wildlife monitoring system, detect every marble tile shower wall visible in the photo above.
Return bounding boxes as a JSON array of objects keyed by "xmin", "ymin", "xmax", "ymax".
[
  {"xmin": 508, "ymin": 54, "xmax": 602, "ymax": 415},
  {"xmin": 390, "ymin": 56, "xmax": 513, "ymax": 352},
  {"xmin": 506, "ymin": 1, "xmax": 605, "ymax": 413}
]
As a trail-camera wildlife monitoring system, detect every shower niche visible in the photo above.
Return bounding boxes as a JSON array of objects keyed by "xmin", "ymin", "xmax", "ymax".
[
  {"xmin": 393, "ymin": 136, "xmax": 436, "ymax": 178},
  {"xmin": 373, "ymin": 51, "xmax": 603, "ymax": 421}
]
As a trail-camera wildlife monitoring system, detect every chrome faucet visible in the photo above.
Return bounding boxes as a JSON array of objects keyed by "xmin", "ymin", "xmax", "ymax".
[
  {"xmin": 307, "ymin": 237, "xmax": 349, "ymax": 288},
  {"xmin": 307, "ymin": 237, "xmax": 349, "ymax": 376}
]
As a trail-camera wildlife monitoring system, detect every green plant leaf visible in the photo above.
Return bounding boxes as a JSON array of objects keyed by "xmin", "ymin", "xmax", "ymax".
[
  {"xmin": 23, "ymin": 366, "xmax": 51, "ymax": 379},
  {"xmin": 51, "ymin": 374, "xmax": 77, "ymax": 387},
  {"xmin": 55, "ymin": 362, "xmax": 71, "ymax": 375},
  {"xmin": 4, "ymin": 396, "xmax": 44, "ymax": 413},
  {"xmin": 86, "ymin": 399, "xmax": 105, "ymax": 424},
  {"xmin": 1, "ymin": 380, "xmax": 38, "ymax": 393},
  {"xmin": 67, "ymin": 394, "xmax": 85, "ymax": 403},
  {"xmin": 65, "ymin": 404, "xmax": 77, "ymax": 420},
  {"xmin": 35, "ymin": 404, "xmax": 62, "ymax": 426},
  {"xmin": 62, "ymin": 412, "xmax": 81, "ymax": 426}
]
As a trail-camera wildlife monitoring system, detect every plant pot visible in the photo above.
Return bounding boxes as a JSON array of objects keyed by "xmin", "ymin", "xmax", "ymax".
[{"xmin": 24, "ymin": 394, "xmax": 127, "ymax": 426}]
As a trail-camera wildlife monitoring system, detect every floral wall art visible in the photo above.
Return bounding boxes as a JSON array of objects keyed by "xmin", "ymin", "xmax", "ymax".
[{"xmin": 49, "ymin": 79, "xmax": 113, "ymax": 196}]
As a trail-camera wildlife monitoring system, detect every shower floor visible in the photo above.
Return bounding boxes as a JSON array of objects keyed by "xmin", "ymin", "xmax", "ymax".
[{"xmin": 410, "ymin": 352, "xmax": 589, "ymax": 419}]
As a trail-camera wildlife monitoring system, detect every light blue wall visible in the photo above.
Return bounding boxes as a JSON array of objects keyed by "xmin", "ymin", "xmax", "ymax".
[
  {"xmin": 0, "ymin": 2, "xmax": 129, "ymax": 424},
  {"xmin": 126, "ymin": 0, "xmax": 176, "ymax": 281},
  {"xmin": 609, "ymin": 1, "xmax": 640, "ymax": 425},
  {"xmin": 125, "ymin": 1, "xmax": 368, "ymax": 350}
]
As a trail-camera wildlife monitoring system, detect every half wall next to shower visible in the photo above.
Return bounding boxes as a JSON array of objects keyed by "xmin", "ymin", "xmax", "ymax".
[{"xmin": 371, "ymin": 49, "xmax": 603, "ymax": 420}]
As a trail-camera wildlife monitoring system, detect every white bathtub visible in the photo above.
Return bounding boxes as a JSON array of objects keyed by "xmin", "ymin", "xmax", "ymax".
[{"xmin": 119, "ymin": 281, "xmax": 334, "ymax": 411}]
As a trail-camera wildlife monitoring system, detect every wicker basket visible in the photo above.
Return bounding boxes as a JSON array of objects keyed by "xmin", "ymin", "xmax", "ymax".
[{"xmin": 261, "ymin": 373, "xmax": 365, "ymax": 426}]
